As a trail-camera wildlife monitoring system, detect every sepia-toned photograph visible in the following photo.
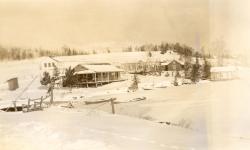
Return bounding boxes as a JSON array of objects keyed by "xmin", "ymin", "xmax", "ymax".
[{"xmin": 1, "ymin": 0, "xmax": 250, "ymax": 149}]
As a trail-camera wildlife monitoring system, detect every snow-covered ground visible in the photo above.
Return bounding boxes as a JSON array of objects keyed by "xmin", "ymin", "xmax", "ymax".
[
  {"xmin": 0, "ymin": 108, "xmax": 207, "ymax": 150},
  {"xmin": 1, "ymin": 56, "xmax": 250, "ymax": 149}
]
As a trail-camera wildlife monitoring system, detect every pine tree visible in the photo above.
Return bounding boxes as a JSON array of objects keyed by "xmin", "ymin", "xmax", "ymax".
[
  {"xmin": 203, "ymin": 58, "xmax": 211, "ymax": 79},
  {"xmin": 63, "ymin": 67, "xmax": 76, "ymax": 87},
  {"xmin": 40, "ymin": 72, "xmax": 51, "ymax": 85},
  {"xmin": 130, "ymin": 74, "xmax": 140, "ymax": 91},
  {"xmin": 184, "ymin": 61, "xmax": 192, "ymax": 79},
  {"xmin": 191, "ymin": 53, "xmax": 201, "ymax": 83}
]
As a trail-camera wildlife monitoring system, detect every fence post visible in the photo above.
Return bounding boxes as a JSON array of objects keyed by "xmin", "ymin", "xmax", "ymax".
[
  {"xmin": 50, "ymin": 85, "xmax": 54, "ymax": 104},
  {"xmin": 110, "ymin": 98, "xmax": 115, "ymax": 114},
  {"xmin": 40, "ymin": 96, "xmax": 43, "ymax": 109},
  {"xmin": 27, "ymin": 99, "xmax": 30, "ymax": 112},
  {"xmin": 13, "ymin": 101, "xmax": 17, "ymax": 112}
]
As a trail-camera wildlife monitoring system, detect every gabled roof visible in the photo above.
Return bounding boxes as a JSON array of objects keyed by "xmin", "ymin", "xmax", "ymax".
[
  {"xmin": 48, "ymin": 56, "xmax": 60, "ymax": 62},
  {"xmin": 161, "ymin": 59, "xmax": 184, "ymax": 66}
]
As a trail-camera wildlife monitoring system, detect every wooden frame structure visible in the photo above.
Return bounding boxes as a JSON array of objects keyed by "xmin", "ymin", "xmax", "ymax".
[{"xmin": 73, "ymin": 64, "xmax": 123, "ymax": 87}]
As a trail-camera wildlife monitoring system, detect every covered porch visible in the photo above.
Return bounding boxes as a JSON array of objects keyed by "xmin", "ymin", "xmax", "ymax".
[{"xmin": 73, "ymin": 64, "xmax": 123, "ymax": 88}]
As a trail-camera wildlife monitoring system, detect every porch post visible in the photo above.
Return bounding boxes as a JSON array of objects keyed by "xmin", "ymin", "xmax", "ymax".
[
  {"xmin": 101, "ymin": 72, "xmax": 103, "ymax": 82},
  {"xmin": 86, "ymin": 75, "xmax": 88, "ymax": 88},
  {"xmin": 94, "ymin": 73, "xmax": 97, "ymax": 87},
  {"xmin": 100, "ymin": 73, "xmax": 103, "ymax": 85},
  {"xmin": 108, "ymin": 72, "xmax": 110, "ymax": 83}
]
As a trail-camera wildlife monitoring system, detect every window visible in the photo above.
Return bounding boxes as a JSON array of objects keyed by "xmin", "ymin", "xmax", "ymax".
[
  {"xmin": 44, "ymin": 63, "xmax": 47, "ymax": 68},
  {"xmin": 48, "ymin": 63, "xmax": 51, "ymax": 67}
]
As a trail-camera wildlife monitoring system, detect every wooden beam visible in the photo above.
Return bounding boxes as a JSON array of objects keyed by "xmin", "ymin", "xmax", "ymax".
[{"xmin": 101, "ymin": 73, "xmax": 103, "ymax": 85}]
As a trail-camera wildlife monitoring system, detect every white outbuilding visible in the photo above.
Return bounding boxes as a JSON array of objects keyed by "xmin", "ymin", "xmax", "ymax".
[{"xmin": 210, "ymin": 66, "xmax": 238, "ymax": 81}]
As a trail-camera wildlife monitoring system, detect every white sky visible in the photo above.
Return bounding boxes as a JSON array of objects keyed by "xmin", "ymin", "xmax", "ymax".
[{"xmin": 0, "ymin": 0, "xmax": 249, "ymax": 54}]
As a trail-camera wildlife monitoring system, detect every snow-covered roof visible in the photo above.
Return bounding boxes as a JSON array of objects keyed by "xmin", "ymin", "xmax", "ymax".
[
  {"xmin": 210, "ymin": 66, "xmax": 237, "ymax": 73},
  {"xmin": 44, "ymin": 51, "xmax": 180, "ymax": 65},
  {"xmin": 85, "ymin": 65, "xmax": 123, "ymax": 72},
  {"xmin": 74, "ymin": 70, "xmax": 95, "ymax": 75},
  {"xmin": 74, "ymin": 64, "xmax": 123, "ymax": 74}
]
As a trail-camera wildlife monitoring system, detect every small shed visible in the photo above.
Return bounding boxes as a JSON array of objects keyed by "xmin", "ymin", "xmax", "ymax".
[{"xmin": 7, "ymin": 77, "xmax": 19, "ymax": 91}]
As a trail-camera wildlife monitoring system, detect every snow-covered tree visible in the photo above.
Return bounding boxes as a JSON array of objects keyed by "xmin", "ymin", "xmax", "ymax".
[{"xmin": 129, "ymin": 74, "xmax": 140, "ymax": 91}]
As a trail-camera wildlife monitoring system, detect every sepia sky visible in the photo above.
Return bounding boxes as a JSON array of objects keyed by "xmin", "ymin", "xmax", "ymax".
[{"xmin": 0, "ymin": 0, "xmax": 249, "ymax": 54}]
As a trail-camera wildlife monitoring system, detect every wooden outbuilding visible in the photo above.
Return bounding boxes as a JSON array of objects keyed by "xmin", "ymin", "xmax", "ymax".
[
  {"xmin": 7, "ymin": 77, "xmax": 19, "ymax": 91},
  {"xmin": 161, "ymin": 60, "xmax": 184, "ymax": 71}
]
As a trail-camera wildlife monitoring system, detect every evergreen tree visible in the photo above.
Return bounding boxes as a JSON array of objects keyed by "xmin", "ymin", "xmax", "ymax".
[
  {"xmin": 191, "ymin": 53, "xmax": 201, "ymax": 83},
  {"xmin": 130, "ymin": 74, "xmax": 140, "ymax": 91},
  {"xmin": 40, "ymin": 72, "xmax": 51, "ymax": 85},
  {"xmin": 184, "ymin": 61, "xmax": 192, "ymax": 79},
  {"xmin": 63, "ymin": 67, "xmax": 77, "ymax": 87},
  {"xmin": 202, "ymin": 58, "xmax": 211, "ymax": 79}
]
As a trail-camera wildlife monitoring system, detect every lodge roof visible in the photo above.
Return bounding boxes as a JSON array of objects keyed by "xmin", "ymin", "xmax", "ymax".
[{"xmin": 44, "ymin": 51, "xmax": 180, "ymax": 65}]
